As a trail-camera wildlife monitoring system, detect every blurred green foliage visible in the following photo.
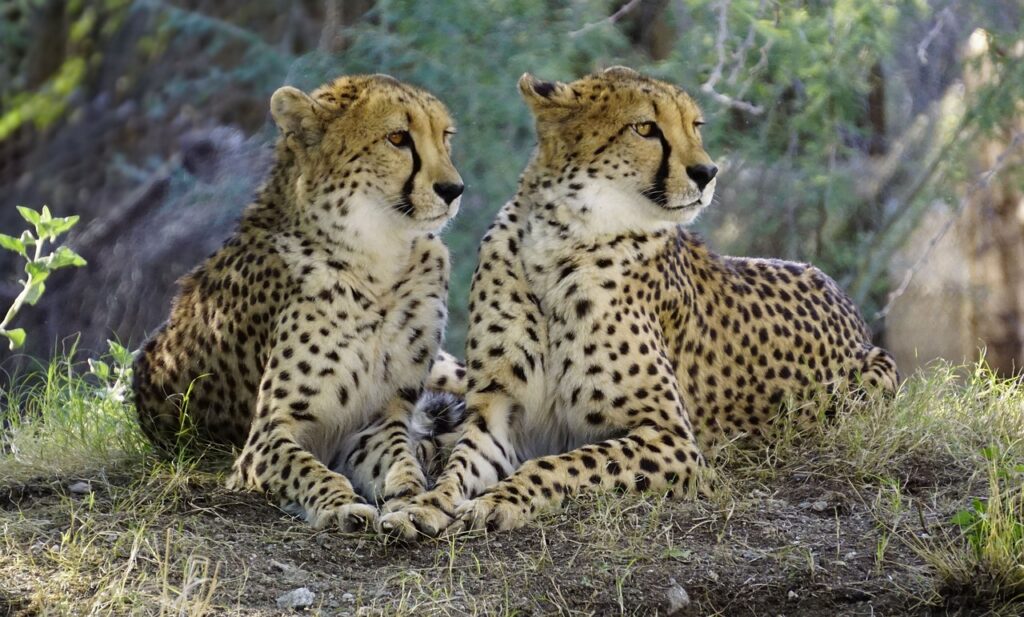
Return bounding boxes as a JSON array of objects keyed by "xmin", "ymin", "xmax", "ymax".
[{"xmin": 1, "ymin": 0, "xmax": 1021, "ymax": 357}]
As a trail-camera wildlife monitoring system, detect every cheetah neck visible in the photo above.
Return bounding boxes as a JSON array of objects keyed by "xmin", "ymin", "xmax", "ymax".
[
  {"xmin": 251, "ymin": 154, "xmax": 419, "ymax": 295},
  {"xmin": 520, "ymin": 167, "xmax": 683, "ymax": 242}
]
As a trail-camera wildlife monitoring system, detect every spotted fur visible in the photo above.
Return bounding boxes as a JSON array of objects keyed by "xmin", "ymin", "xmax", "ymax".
[
  {"xmin": 133, "ymin": 74, "xmax": 467, "ymax": 530},
  {"xmin": 380, "ymin": 67, "xmax": 899, "ymax": 537}
]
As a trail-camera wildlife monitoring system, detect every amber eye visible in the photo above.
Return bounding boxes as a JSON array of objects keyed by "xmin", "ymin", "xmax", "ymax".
[
  {"xmin": 631, "ymin": 121, "xmax": 657, "ymax": 137},
  {"xmin": 387, "ymin": 131, "xmax": 411, "ymax": 147}
]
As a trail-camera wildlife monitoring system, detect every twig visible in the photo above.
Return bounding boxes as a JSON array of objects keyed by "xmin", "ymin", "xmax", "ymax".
[
  {"xmin": 700, "ymin": 86, "xmax": 765, "ymax": 115},
  {"xmin": 916, "ymin": 7, "xmax": 955, "ymax": 65},
  {"xmin": 701, "ymin": 0, "xmax": 765, "ymax": 115},
  {"xmin": 318, "ymin": 0, "xmax": 343, "ymax": 53},
  {"xmin": 703, "ymin": 0, "xmax": 730, "ymax": 91},
  {"xmin": 569, "ymin": 0, "xmax": 643, "ymax": 39},
  {"xmin": 874, "ymin": 131, "xmax": 1024, "ymax": 321}
]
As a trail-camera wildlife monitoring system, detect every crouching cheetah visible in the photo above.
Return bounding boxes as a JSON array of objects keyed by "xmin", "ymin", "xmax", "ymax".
[
  {"xmin": 380, "ymin": 67, "xmax": 899, "ymax": 537},
  {"xmin": 133, "ymin": 74, "xmax": 468, "ymax": 530}
]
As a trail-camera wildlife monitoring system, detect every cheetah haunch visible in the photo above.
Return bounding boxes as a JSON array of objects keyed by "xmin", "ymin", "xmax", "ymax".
[
  {"xmin": 380, "ymin": 67, "xmax": 899, "ymax": 537},
  {"xmin": 133, "ymin": 74, "xmax": 467, "ymax": 530}
]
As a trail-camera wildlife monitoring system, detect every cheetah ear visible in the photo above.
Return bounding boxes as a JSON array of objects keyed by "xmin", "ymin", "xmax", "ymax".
[
  {"xmin": 518, "ymin": 73, "xmax": 577, "ymax": 113},
  {"xmin": 270, "ymin": 86, "xmax": 325, "ymax": 149},
  {"xmin": 602, "ymin": 65, "xmax": 640, "ymax": 78}
]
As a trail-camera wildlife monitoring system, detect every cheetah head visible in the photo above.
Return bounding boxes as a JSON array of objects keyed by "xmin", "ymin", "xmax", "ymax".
[
  {"xmin": 270, "ymin": 74, "xmax": 463, "ymax": 231},
  {"xmin": 520, "ymin": 66, "xmax": 717, "ymax": 232}
]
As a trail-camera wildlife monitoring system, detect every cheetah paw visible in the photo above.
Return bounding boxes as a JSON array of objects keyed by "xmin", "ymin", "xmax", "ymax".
[
  {"xmin": 377, "ymin": 499, "xmax": 455, "ymax": 540},
  {"xmin": 452, "ymin": 495, "xmax": 528, "ymax": 533},
  {"xmin": 309, "ymin": 502, "xmax": 379, "ymax": 533}
]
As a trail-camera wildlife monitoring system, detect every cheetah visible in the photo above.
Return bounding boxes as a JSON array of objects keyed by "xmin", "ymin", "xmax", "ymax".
[
  {"xmin": 133, "ymin": 74, "xmax": 468, "ymax": 530},
  {"xmin": 379, "ymin": 67, "xmax": 899, "ymax": 537}
]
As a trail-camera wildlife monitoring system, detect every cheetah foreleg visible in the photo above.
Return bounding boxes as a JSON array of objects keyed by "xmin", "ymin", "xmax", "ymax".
[
  {"xmin": 377, "ymin": 393, "xmax": 520, "ymax": 538},
  {"xmin": 331, "ymin": 393, "xmax": 429, "ymax": 505},
  {"xmin": 452, "ymin": 423, "xmax": 711, "ymax": 533},
  {"xmin": 228, "ymin": 418, "xmax": 376, "ymax": 531}
]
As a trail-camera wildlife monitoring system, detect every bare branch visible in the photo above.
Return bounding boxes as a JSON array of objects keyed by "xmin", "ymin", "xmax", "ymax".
[
  {"xmin": 874, "ymin": 131, "xmax": 1024, "ymax": 321},
  {"xmin": 701, "ymin": 0, "xmax": 765, "ymax": 115},
  {"xmin": 703, "ymin": 0, "xmax": 730, "ymax": 91},
  {"xmin": 318, "ymin": 0, "xmax": 343, "ymax": 53},
  {"xmin": 700, "ymin": 85, "xmax": 765, "ymax": 114},
  {"xmin": 726, "ymin": 0, "xmax": 766, "ymax": 85},
  {"xmin": 569, "ymin": 0, "xmax": 643, "ymax": 39},
  {"xmin": 917, "ymin": 7, "xmax": 955, "ymax": 65}
]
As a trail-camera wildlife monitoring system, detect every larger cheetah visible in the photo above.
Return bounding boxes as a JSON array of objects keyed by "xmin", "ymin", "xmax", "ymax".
[
  {"xmin": 380, "ymin": 67, "xmax": 899, "ymax": 537},
  {"xmin": 133, "ymin": 74, "xmax": 467, "ymax": 530}
]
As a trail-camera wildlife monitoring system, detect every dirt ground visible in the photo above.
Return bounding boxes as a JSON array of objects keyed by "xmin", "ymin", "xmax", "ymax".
[{"xmin": 0, "ymin": 459, "xmax": 1002, "ymax": 617}]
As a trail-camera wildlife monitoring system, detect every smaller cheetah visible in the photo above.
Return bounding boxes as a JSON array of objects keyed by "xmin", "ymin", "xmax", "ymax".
[
  {"xmin": 381, "ymin": 67, "xmax": 899, "ymax": 537},
  {"xmin": 133, "ymin": 74, "xmax": 467, "ymax": 530}
]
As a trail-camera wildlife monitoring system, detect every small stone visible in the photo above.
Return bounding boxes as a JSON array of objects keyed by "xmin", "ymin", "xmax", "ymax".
[
  {"xmin": 68, "ymin": 481, "xmax": 92, "ymax": 495},
  {"xmin": 810, "ymin": 500, "xmax": 828, "ymax": 512},
  {"xmin": 342, "ymin": 592, "xmax": 354, "ymax": 604},
  {"xmin": 270, "ymin": 560, "xmax": 309, "ymax": 581},
  {"xmin": 788, "ymin": 590, "xmax": 799, "ymax": 600},
  {"xmin": 666, "ymin": 580, "xmax": 690, "ymax": 615},
  {"xmin": 276, "ymin": 587, "xmax": 315, "ymax": 610}
]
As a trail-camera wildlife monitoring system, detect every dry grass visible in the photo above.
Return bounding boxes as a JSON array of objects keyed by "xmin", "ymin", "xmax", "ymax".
[{"xmin": 1, "ymin": 357, "xmax": 1022, "ymax": 615}]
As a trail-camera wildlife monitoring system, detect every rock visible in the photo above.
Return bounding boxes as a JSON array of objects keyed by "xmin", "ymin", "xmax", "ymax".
[
  {"xmin": 342, "ymin": 592, "xmax": 355, "ymax": 604},
  {"xmin": 269, "ymin": 559, "xmax": 309, "ymax": 582},
  {"xmin": 666, "ymin": 580, "xmax": 690, "ymax": 614},
  {"xmin": 788, "ymin": 589, "xmax": 799, "ymax": 600},
  {"xmin": 276, "ymin": 587, "xmax": 315, "ymax": 610},
  {"xmin": 68, "ymin": 481, "xmax": 92, "ymax": 495},
  {"xmin": 810, "ymin": 500, "xmax": 829, "ymax": 512}
]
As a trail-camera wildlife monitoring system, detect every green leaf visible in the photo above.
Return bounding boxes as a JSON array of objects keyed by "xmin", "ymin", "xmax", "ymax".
[
  {"xmin": 49, "ymin": 246, "xmax": 87, "ymax": 269},
  {"xmin": 950, "ymin": 510, "xmax": 976, "ymax": 528},
  {"xmin": 4, "ymin": 328, "xmax": 26, "ymax": 350},
  {"xmin": 0, "ymin": 233, "xmax": 26, "ymax": 257},
  {"xmin": 980, "ymin": 445, "xmax": 999, "ymax": 461},
  {"xmin": 88, "ymin": 359, "xmax": 110, "ymax": 380},
  {"xmin": 25, "ymin": 260, "xmax": 51, "ymax": 280},
  {"xmin": 45, "ymin": 215, "xmax": 79, "ymax": 239},
  {"xmin": 23, "ymin": 280, "xmax": 46, "ymax": 306},
  {"xmin": 16, "ymin": 206, "xmax": 41, "ymax": 226},
  {"xmin": 107, "ymin": 340, "xmax": 132, "ymax": 365},
  {"xmin": 39, "ymin": 205, "xmax": 52, "ymax": 223},
  {"xmin": 19, "ymin": 230, "xmax": 36, "ymax": 246}
]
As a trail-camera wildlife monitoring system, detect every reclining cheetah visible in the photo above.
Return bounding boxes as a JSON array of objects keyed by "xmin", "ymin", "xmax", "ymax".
[
  {"xmin": 133, "ymin": 74, "xmax": 467, "ymax": 530},
  {"xmin": 380, "ymin": 67, "xmax": 899, "ymax": 536}
]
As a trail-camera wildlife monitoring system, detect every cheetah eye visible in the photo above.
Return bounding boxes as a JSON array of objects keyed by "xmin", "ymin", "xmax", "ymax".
[
  {"xmin": 631, "ymin": 121, "xmax": 658, "ymax": 138},
  {"xmin": 387, "ymin": 131, "xmax": 411, "ymax": 147}
]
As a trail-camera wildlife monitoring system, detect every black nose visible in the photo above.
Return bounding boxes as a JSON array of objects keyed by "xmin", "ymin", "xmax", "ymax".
[
  {"xmin": 433, "ymin": 182, "xmax": 464, "ymax": 205},
  {"xmin": 685, "ymin": 164, "xmax": 718, "ymax": 191}
]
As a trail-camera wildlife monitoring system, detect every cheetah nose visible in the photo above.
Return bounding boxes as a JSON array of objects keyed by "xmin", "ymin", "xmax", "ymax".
[
  {"xmin": 433, "ymin": 182, "xmax": 464, "ymax": 205},
  {"xmin": 685, "ymin": 164, "xmax": 718, "ymax": 191}
]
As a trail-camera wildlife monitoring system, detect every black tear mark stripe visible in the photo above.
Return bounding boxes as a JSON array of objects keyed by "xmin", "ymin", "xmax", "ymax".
[
  {"xmin": 395, "ymin": 136, "xmax": 421, "ymax": 217},
  {"xmin": 642, "ymin": 126, "xmax": 671, "ymax": 207}
]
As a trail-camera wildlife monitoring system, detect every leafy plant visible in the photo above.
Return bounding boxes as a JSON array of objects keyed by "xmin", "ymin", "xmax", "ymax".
[
  {"xmin": 0, "ymin": 205, "xmax": 86, "ymax": 350},
  {"xmin": 951, "ymin": 446, "xmax": 1024, "ymax": 554},
  {"xmin": 87, "ymin": 339, "xmax": 134, "ymax": 403},
  {"xmin": 944, "ymin": 445, "xmax": 1024, "ymax": 600}
]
